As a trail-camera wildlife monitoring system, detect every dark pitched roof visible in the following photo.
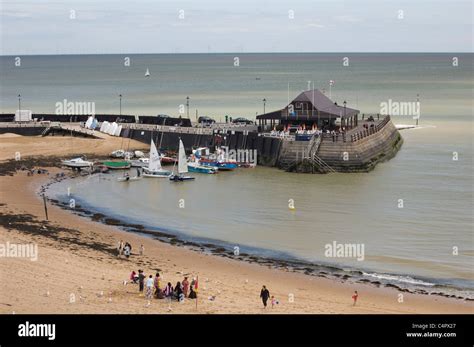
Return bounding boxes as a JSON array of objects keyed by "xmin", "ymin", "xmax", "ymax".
[
  {"xmin": 295, "ymin": 89, "xmax": 359, "ymax": 118},
  {"xmin": 256, "ymin": 89, "xmax": 359, "ymax": 120}
]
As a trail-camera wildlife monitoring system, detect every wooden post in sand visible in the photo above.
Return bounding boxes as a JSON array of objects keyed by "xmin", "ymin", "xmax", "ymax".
[{"xmin": 42, "ymin": 194, "xmax": 48, "ymax": 221}]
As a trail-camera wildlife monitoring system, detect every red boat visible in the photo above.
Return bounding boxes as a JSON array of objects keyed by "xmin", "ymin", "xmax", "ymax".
[{"xmin": 160, "ymin": 155, "xmax": 177, "ymax": 165}]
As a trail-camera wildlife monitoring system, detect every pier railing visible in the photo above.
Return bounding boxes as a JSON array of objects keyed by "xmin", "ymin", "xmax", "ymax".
[
  {"xmin": 350, "ymin": 115, "xmax": 391, "ymax": 143},
  {"xmin": 119, "ymin": 123, "xmax": 214, "ymax": 135},
  {"xmin": 119, "ymin": 123, "xmax": 257, "ymax": 135}
]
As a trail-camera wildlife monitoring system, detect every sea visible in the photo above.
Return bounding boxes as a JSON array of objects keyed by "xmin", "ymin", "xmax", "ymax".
[{"xmin": 1, "ymin": 53, "xmax": 473, "ymax": 298}]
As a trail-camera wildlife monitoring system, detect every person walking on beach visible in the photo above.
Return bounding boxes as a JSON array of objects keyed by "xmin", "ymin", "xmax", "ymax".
[
  {"xmin": 140, "ymin": 244, "xmax": 144, "ymax": 256},
  {"xmin": 352, "ymin": 291, "xmax": 358, "ymax": 306},
  {"xmin": 138, "ymin": 270, "xmax": 145, "ymax": 293},
  {"xmin": 182, "ymin": 277, "xmax": 190, "ymax": 298},
  {"xmin": 260, "ymin": 285, "xmax": 270, "ymax": 308},
  {"xmin": 146, "ymin": 275, "xmax": 154, "ymax": 300}
]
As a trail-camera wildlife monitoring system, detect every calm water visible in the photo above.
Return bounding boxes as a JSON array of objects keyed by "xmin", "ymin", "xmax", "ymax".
[
  {"xmin": 1, "ymin": 53, "xmax": 472, "ymax": 295},
  {"xmin": 49, "ymin": 117, "xmax": 473, "ymax": 296},
  {"xmin": 0, "ymin": 53, "xmax": 473, "ymax": 118}
]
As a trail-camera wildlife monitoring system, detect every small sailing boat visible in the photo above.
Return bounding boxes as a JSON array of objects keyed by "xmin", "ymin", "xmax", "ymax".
[
  {"xmin": 145, "ymin": 68, "xmax": 150, "ymax": 77},
  {"xmin": 143, "ymin": 139, "xmax": 172, "ymax": 178},
  {"xmin": 169, "ymin": 139, "xmax": 195, "ymax": 182}
]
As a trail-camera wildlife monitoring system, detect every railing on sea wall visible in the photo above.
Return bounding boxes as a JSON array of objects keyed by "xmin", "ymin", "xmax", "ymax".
[
  {"xmin": 350, "ymin": 115, "xmax": 391, "ymax": 143},
  {"xmin": 119, "ymin": 123, "xmax": 257, "ymax": 135},
  {"xmin": 118, "ymin": 123, "xmax": 214, "ymax": 135}
]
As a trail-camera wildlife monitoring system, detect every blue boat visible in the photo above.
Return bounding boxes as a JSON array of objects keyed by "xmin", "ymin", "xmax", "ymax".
[
  {"xmin": 200, "ymin": 159, "xmax": 237, "ymax": 171},
  {"xmin": 188, "ymin": 162, "xmax": 217, "ymax": 174}
]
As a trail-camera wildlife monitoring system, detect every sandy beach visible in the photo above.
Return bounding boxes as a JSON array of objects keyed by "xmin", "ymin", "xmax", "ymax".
[{"xmin": 0, "ymin": 134, "xmax": 472, "ymax": 314}]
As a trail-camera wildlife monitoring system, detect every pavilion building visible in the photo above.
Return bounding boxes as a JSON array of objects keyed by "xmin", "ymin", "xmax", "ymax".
[{"xmin": 257, "ymin": 89, "xmax": 359, "ymax": 131}]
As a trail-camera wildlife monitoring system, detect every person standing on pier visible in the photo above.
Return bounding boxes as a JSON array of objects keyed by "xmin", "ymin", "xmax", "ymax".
[{"xmin": 260, "ymin": 285, "xmax": 270, "ymax": 308}]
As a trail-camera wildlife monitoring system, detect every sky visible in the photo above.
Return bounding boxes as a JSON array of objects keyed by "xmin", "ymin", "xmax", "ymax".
[{"xmin": 0, "ymin": 0, "xmax": 472, "ymax": 55}]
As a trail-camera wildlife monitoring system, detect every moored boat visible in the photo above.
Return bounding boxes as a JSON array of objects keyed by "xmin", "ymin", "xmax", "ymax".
[
  {"xmin": 143, "ymin": 139, "xmax": 172, "ymax": 178},
  {"xmin": 129, "ymin": 157, "xmax": 149, "ymax": 168},
  {"xmin": 103, "ymin": 161, "xmax": 131, "ymax": 170},
  {"xmin": 169, "ymin": 139, "xmax": 195, "ymax": 182},
  {"xmin": 61, "ymin": 157, "xmax": 94, "ymax": 168},
  {"xmin": 160, "ymin": 155, "xmax": 177, "ymax": 165},
  {"xmin": 199, "ymin": 158, "xmax": 238, "ymax": 171},
  {"xmin": 188, "ymin": 161, "xmax": 217, "ymax": 174}
]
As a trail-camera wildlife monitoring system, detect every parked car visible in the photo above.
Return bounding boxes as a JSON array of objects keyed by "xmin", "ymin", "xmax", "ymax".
[
  {"xmin": 232, "ymin": 117, "xmax": 253, "ymax": 125},
  {"xmin": 197, "ymin": 116, "xmax": 216, "ymax": 126}
]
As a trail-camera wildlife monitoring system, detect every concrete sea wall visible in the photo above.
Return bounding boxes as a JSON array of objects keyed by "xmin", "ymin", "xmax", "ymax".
[{"xmin": 315, "ymin": 121, "xmax": 403, "ymax": 172}]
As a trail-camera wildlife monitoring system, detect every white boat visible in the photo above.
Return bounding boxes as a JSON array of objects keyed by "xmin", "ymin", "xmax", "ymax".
[
  {"xmin": 134, "ymin": 150, "xmax": 145, "ymax": 158},
  {"xmin": 145, "ymin": 68, "xmax": 150, "ymax": 77},
  {"xmin": 129, "ymin": 157, "xmax": 149, "ymax": 167},
  {"xmin": 61, "ymin": 157, "xmax": 94, "ymax": 168},
  {"xmin": 170, "ymin": 139, "xmax": 195, "ymax": 182},
  {"xmin": 111, "ymin": 149, "xmax": 125, "ymax": 158},
  {"xmin": 143, "ymin": 139, "xmax": 172, "ymax": 178}
]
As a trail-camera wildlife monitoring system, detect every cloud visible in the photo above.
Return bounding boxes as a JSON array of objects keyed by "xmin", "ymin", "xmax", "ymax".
[
  {"xmin": 333, "ymin": 15, "xmax": 362, "ymax": 23},
  {"xmin": 307, "ymin": 23, "xmax": 325, "ymax": 28},
  {"xmin": 1, "ymin": 11, "xmax": 33, "ymax": 19}
]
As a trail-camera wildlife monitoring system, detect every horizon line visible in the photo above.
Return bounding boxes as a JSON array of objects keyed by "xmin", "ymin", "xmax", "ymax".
[{"xmin": 1, "ymin": 51, "xmax": 473, "ymax": 57}]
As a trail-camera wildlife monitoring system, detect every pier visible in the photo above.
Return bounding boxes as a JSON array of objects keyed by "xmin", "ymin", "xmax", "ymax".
[{"xmin": 0, "ymin": 90, "xmax": 403, "ymax": 173}]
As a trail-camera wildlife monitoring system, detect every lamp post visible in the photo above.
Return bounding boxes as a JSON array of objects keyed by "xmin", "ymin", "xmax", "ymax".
[
  {"xmin": 186, "ymin": 96, "xmax": 190, "ymax": 118},
  {"xmin": 262, "ymin": 98, "xmax": 266, "ymax": 114},
  {"xmin": 119, "ymin": 94, "xmax": 122, "ymax": 117},
  {"xmin": 329, "ymin": 80, "xmax": 334, "ymax": 99},
  {"xmin": 343, "ymin": 100, "xmax": 347, "ymax": 128},
  {"xmin": 18, "ymin": 94, "xmax": 21, "ymax": 113}
]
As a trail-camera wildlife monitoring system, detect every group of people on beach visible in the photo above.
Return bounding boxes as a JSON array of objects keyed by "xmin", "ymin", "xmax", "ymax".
[
  {"xmin": 118, "ymin": 240, "xmax": 144, "ymax": 259},
  {"xmin": 130, "ymin": 270, "xmax": 198, "ymax": 301}
]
